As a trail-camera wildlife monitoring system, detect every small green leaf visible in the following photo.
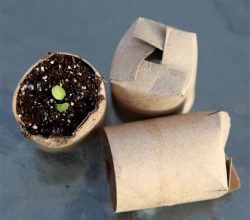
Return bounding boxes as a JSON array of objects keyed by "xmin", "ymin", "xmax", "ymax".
[
  {"xmin": 56, "ymin": 102, "xmax": 70, "ymax": 112},
  {"xmin": 51, "ymin": 85, "xmax": 66, "ymax": 100}
]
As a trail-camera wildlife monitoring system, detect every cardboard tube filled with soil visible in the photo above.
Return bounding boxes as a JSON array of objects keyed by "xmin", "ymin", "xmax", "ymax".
[
  {"xmin": 103, "ymin": 111, "xmax": 240, "ymax": 212},
  {"xmin": 110, "ymin": 17, "xmax": 198, "ymax": 116},
  {"xmin": 13, "ymin": 52, "xmax": 106, "ymax": 152}
]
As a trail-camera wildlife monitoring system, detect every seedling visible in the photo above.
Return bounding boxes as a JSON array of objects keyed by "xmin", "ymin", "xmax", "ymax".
[
  {"xmin": 51, "ymin": 85, "xmax": 69, "ymax": 112},
  {"xmin": 52, "ymin": 85, "xmax": 66, "ymax": 100},
  {"xmin": 56, "ymin": 103, "xmax": 70, "ymax": 112}
]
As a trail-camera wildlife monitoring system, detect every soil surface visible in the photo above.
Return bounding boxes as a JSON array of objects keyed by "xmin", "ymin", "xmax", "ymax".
[{"xmin": 16, "ymin": 53, "xmax": 103, "ymax": 137}]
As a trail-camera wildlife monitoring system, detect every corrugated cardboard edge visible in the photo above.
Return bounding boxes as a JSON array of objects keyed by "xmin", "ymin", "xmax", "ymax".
[{"xmin": 12, "ymin": 52, "xmax": 107, "ymax": 152}]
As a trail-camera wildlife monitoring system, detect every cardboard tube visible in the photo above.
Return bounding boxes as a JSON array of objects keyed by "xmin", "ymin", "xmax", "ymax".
[
  {"xmin": 103, "ymin": 111, "xmax": 240, "ymax": 212},
  {"xmin": 13, "ymin": 52, "xmax": 106, "ymax": 152},
  {"xmin": 110, "ymin": 17, "xmax": 198, "ymax": 116}
]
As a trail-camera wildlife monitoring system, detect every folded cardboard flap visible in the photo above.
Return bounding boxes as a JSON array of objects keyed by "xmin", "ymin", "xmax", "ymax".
[
  {"xmin": 104, "ymin": 155, "xmax": 241, "ymax": 212},
  {"xmin": 110, "ymin": 17, "xmax": 198, "ymax": 116},
  {"xmin": 226, "ymin": 157, "xmax": 241, "ymax": 192},
  {"xmin": 133, "ymin": 17, "xmax": 166, "ymax": 50},
  {"xmin": 103, "ymin": 112, "xmax": 241, "ymax": 212}
]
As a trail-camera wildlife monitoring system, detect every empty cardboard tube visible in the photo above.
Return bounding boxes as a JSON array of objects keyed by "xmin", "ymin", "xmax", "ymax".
[
  {"xmin": 103, "ymin": 111, "xmax": 240, "ymax": 212},
  {"xmin": 110, "ymin": 17, "xmax": 198, "ymax": 116},
  {"xmin": 13, "ymin": 52, "xmax": 106, "ymax": 152}
]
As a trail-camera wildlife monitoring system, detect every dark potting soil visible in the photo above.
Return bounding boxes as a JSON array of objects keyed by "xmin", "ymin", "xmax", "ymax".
[{"xmin": 16, "ymin": 53, "xmax": 103, "ymax": 137}]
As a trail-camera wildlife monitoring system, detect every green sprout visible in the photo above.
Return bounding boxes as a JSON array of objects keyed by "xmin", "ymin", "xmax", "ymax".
[
  {"xmin": 56, "ymin": 103, "xmax": 70, "ymax": 112},
  {"xmin": 51, "ymin": 85, "xmax": 69, "ymax": 112},
  {"xmin": 52, "ymin": 85, "xmax": 66, "ymax": 100}
]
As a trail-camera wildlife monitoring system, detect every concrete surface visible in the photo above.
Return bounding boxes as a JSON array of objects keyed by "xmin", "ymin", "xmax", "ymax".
[{"xmin": 0, "ymin": 0, "xmax": 249, "ymax": 219}]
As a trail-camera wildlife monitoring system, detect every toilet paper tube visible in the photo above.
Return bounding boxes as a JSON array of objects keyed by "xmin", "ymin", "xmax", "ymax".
[
  {"xmin": 110, "ymin": 17, "xmax": 198, "ymax": 116},
  {"xmin": 13, "ymin": 52, "xmax": 106, "ymax": 151},
  {"xmin": 103, "ymin": 111, "xmax": 240, "ymax": 212}
]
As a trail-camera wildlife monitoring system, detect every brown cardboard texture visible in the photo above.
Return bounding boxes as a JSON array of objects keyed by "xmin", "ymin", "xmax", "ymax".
[
  {"xmin": 103, "ymin": 111, "xmax": 240, "ymax": 212},
  {"xmin": 13, "ymin": 52, "xmax": 107, "ymax": 152},
  {"xmin": 110, "ymin": 17, "xmax": 198, "ymax": 116}
]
